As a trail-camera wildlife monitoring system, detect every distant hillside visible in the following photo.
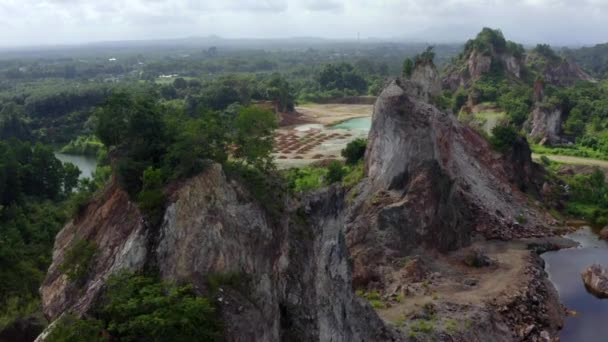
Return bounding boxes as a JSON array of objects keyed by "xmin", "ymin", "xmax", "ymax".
[
  {"xmin": 565, "ymin": 43, "xmax": 608, "ymax": 79},
  {"xmin": 438, "ymin": 28, "xmax": 601, "ymax": 147}
]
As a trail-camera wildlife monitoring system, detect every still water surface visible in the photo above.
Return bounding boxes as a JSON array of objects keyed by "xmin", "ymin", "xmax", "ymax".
[
  {"xmin": 542, "ymin": 227, "xmax": 608, "ymax": 341},
  {"xmin": 330, "ymin": 117, "xmax": 372, "ymax": 131},
  {"xmin": 54, "ymin": 153, "xmax": 98, "ymax": 179}
]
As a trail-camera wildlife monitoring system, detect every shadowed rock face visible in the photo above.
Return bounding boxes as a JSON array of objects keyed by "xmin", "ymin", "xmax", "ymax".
[{"xmin": 40, "ymin": 182, "xmax": 148, "ymax": 320}]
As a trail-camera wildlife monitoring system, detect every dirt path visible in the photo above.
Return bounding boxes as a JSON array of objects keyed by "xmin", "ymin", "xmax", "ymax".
[
  {"xmin": 377, "ymin": 241, "xmax": 529, "ymax": 323},
  {"xmin": 532, "ymin": 154, "xmax": 608, "ymax": 169}
]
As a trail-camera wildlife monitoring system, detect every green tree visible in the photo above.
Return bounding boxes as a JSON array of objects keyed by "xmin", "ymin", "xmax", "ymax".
[
  {"xmin": 452, "ymin": 87, "xmax": 468, "ymax": 113},
  {"xmin": 62, "ymin": 162, "xmax": 81, "ymax": 196},
  {"xmin": 46, "ymin": 315, "xmax": 106, "ymax": 342},
  {"xmin": 318, "ymin": 63, "xmax": 368, "ymax": 95},
  {"xmin": 264, "ymin": 74, "xmax": 295, "ymax": 112},
  {"xmin": 101, "ymin": 273, "xmax": 221, "ymax": 341},
  {"xmin": 234, "ymin": 106, "xmax": 278, "ymax": 170},
  {"xmin": 402, "ymin": 58, "xmax": 414, "ymax": 78},
  {"xmin": 490, "ymin": 124, "xmax": 519, "ymax": 152},
  {"xmin": 414, "ymin": 46, "xmax": 435, "ymax": 65},
  {"xmin": 95, "ymin": 93, "xmax": 133, "ymax": 147},
  {"xmin": 326, "ymin": 161, "xmax": 346, "ymax": 184},
  {"xmin": 564, "ymin": 107, "xmax": 586, "ymax": 137},
  {"xmin": 341, "ymin": 138, "xmax": 367, "ymax": 165}
]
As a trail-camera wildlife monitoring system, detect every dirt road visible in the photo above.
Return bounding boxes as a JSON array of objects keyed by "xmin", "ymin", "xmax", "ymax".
[{"xmin": 532, "ymin": 154, "xmax": 608, "ymax": 169}]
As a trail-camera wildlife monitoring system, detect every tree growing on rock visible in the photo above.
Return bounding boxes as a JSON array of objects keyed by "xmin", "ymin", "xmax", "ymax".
[
  {"xmin": 342, "ymin": 138, "xmax": 367, "ymax": 165},
  {"xmin": 402, "ymin": 58, "xmax": 414, "ymax": 78}
]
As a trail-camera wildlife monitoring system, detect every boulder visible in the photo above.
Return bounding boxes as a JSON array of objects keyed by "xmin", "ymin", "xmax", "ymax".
[
  {"xmin": 600, "ymin": 227, "xmax": 608, "ymax": 240},
  {"xmin": 463, "ymin": 248, "xmax": 495, "ymax": 268},
  {"xmin": 582, "ymin": 264, "xmax": 608, "ymax": 298}
]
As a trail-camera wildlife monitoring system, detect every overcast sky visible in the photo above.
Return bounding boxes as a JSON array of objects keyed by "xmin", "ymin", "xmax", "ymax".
[{"xmin": 1, "ymin": 0, "xmax": 607, "ymax": 47}]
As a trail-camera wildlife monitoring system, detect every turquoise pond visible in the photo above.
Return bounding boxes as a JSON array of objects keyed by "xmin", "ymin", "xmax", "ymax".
[{"xmin": 330, "ymin": 117, "xmax": 372, "ymax": 131}]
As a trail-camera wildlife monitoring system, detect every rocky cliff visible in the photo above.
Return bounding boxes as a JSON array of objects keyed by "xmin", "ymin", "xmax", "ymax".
[
  {"xmin": 40, "ymin": 164, "xmax": 399, "ymax": 341},
  {"xmin": 409, "ymin": 62, "xmax": 442, "ymax": 101},
  {"xmin": 345, "ymin": 78, "xmax": 549, "ymax": 285},
  {"xmin": 40, "ymin": 77, "xmax": 566, "ymax": 341},
  {"xmin": 528, "ymin": 104, "xmax": 564, "ymax": 145},
  {"xmin": 342, "ymin": 78, "xmax": 563, "ymax": 341},
  {"xmin": 526, "ymin": 53, "xmax": 593, "ymax": 87},
  {"xmin": 442, "ymin": 48, "xmax": 524, "ymax": 93}
]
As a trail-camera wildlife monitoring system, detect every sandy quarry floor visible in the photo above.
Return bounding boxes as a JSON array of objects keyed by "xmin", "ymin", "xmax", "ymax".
[
  {"xmin": 295, "ymin": 103, "xmax": 373, "ymax": 125},
  {"xmin": 273, "ymin": 128, "xmax": 367, "ymax": 169},
  {"xmin": 274, "ymin": 104, "xmax": 373, "ymax": 169}
]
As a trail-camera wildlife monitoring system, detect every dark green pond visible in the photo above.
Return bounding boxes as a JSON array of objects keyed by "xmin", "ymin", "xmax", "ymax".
[{"xmin": 542, "ymin": 227, "xmax": 608, "ymax": 341}]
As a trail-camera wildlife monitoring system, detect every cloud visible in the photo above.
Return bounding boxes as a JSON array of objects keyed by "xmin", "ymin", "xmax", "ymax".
[
  {"xmin": 302, "ymin": 0, "xmax": 344, "ymax": 12},
  {"xmin": 0, "ymin": 0, "xmax": 607, "ymax": 46}
]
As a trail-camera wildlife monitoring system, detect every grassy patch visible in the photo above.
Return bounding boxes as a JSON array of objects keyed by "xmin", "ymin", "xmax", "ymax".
[
  {"xmin": 473, "ymin": 111, "xmax": 507, "ymax": 136},
  {"xmin": 60, "ymin": 136, "xmax": 105, "ymax": 156},
  {"xmin": 283, "ymin": 166, "xmax": 327, "ymax": 193},
  {"xmin": 444, "ymin": 319, "xmax": 460, "ymax": 334},
  {"xmin": 369, "ymin": 300, "xmax": 386, "ymax": 309},
  {"xmin": 356, "ymin": 290, "xmax": 387, "ymax": 309},
  {"xmin": 532, "ymin": 144, "xmax": 608, "ymax": 161},
  {"xmin": 515, "ymin": 213, "xmax": 528, "ymax": 224},
  {"xmin": 342, "ymin": 161, "xmax": 365, "ymax": 187},
  {"xmin": 408, "ymin": 319, "xmax": 435, "ymax": 338}
]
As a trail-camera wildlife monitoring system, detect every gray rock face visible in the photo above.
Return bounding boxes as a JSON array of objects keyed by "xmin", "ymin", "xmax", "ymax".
[
  {"xmin": 526, "ymin": 55, "xmax": 595, "ymax": 87},
  {"xmin": 39, "ymin": 165, "xmax": 398, "ymax": 342},
  {"xmin": 501, "ymin": 54, "xmax": 522, "ymax": 78},
  {"xmin": 443, "ymin": 50, "xmax": 524, "ymax": 93},
  {"xmin": 410, "ymin": 62, "xmax": 442, "ymax": 101},
  {"xmin": 529, "ymin": 105, "xmax": 564, "ymax": 145},
  {"xmin": 467, "ymin": 51, "xmax": 493, "ymax": 80}
]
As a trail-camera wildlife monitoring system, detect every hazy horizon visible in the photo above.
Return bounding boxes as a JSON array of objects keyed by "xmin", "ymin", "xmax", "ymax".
[{"xmin": 1, "ymin": 0, "xmax": 607, "ymax": 48}]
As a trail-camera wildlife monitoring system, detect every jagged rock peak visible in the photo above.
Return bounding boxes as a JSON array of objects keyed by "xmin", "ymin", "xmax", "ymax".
[
  {"xmin": 443, "ymin": 28, "xmax": 525, "ymax": 91},
  {"xmin": 526, "ymin": 45, "xmax": 594, "ymax": 86},
  {"xmin": 364, "ymin": 78, "xmax": 546, "ymax": 239},
  {"xmin": 409, "ymin": 49, "xmax": 442, "ymax": 100}
]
